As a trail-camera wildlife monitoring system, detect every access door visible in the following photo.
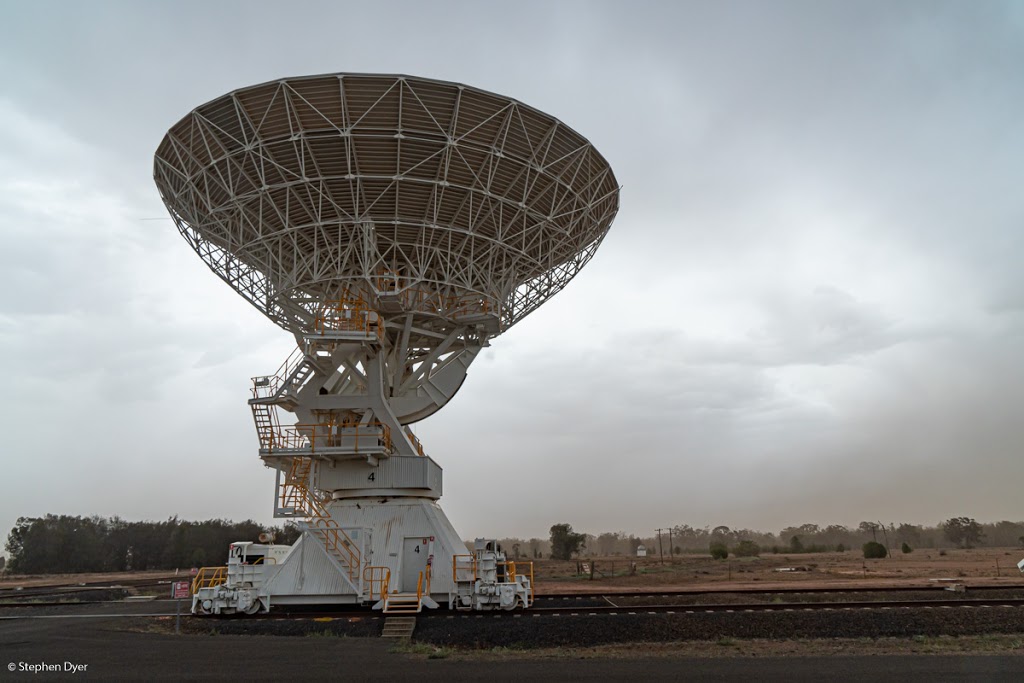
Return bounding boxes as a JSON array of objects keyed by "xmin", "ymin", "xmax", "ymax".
[{"xmin": 400, "ymin": 537, "xmax": 430, "ymax": 592}]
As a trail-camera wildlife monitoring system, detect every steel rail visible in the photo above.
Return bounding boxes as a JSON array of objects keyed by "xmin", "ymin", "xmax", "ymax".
[
  {"xmin": 534, "ymin": 584, "xmax": 1024, "ymax": 601},
  {"xmin": 209, "ymin": 597, "xmax": 1024, "ymax": 620}
]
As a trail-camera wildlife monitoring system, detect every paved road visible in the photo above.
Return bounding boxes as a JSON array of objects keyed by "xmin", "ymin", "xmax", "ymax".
[{"xmin": 1, "ymin": 613, "xmax": 1023, "ymax": 681}]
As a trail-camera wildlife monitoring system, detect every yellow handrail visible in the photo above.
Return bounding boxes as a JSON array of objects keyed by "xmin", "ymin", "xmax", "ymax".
[
  {"xmin": 251, "ymin": 345, "xmax": 305, "ymax": 399},
  {"xmin": 452, "ymin": 554, "xmax": 477, "ymax": 582},
  {"xmin": 405, "ymin": 428, "xmax": 425, "ymax": 457},
  {"xmin": 415, "ymin": 564, "xmax": 432, "ymax": 600},
  {"xmin": 315, "ymin": 298, "xmax": 384, "ymax": 341},
  {"xmin": 362, "ymin": 566, "xmax": 391, "ymax": 601},
  {"xmin": 276, "ymin": 457, "xmax": 362, "ymax": 581},
  {"xmin": 190, "ymin": 566, "xmax": 227, "ymax": 594},
  {"xmin": 261, "ymin": 421, "xmax": 393, "ymax": 454},
  {"xmin": 507, "ymin": 560, "xmax": 535, "ymax": 605}
]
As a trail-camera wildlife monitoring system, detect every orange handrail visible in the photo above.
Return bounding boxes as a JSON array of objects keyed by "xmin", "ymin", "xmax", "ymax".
[
  {"xmin": 362, "ymin": 566, "xmax": 391, "ymax": 602},
  {"xmin": 251, "ymin": 345, "xmax": 305, "ymax": 399},
  {"xmin": 276, "ymin": 457, "xmax": 362, "ymax": 580},
  {"xmin": 315, "ymin": 298, "xmax": 384, "ymax": 341},
  {"xmin": 405, "ymin": 428, "xmax": 425, "ymax": 457},
  {"xmin": 260, "ymin": 421, "xmax": 393, "ymax": 454},
  {"xmin": 507, "ymin": 560, "xmax": 535, "ymax": 605},
  {"xmin": 452, "ymin": 554, "xmax": 477, "ymax": 582},
  {"xmin": 191, "ymin": 566, "xmax": 227, "ymax": 594}
]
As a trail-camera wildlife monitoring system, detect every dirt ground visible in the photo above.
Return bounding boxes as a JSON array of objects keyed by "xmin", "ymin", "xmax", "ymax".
[
  {"xmin": 2, "ymin": 547, "xmax": 1022, "ymax": 594},
  {"xmin": 0, "ymin": 569, "xmax": 180, "ymax": 590},
  {"xmin": 531, "ymin": 547, "xmax": 1024, "ymax": 594}
]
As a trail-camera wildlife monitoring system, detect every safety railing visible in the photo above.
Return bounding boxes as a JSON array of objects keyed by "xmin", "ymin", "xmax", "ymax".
[
  {"xmin": 251, "ymin": 345, "xmax": 305, "ymax": 400},
  {"xmin": 416, "ymin": 564, "xmax": 432, "ymax": 600},
  {"xmin": 317, "ymin": 421, "xmax": 393, "ymax": 453},
  {"xmin": 452, "ymin": 554, "xmax": 477, "ymax": 583},
  {"xmin": 405, "ymin": 428, "xmax": 425, "ymax": 457},
  {"xmin": 258, "ymin": 421, "xmax": 393, "ymax": 454},
  {"xmin": 276, "ymin": 456, "xmax": 363, "ymax": 582},
  {"xmin": 277, "ymin": 457, "xmax": 314, "ymax": 513},
  {"xmin": 191, "ymin": 566, "xmax": 227, "ymax": 594},
  {"xmin": 362, "ymin": 566, "xmax": 391, "ymax": 602},
  {"xmin": 371, "ymin": 275, "xmax": 500, "ymax": 322},
  {"xmin": 507, "ymin": 560, "xmax": 535, "ymax": 605},
  {"xmin": 262, "ymin": 425, "xmax": 312, "ymax": 451},
  {"xmin": 315, "ymin": 298, "xmax": 384, "ymax": 341},
  {"xmin": 447, "ymin": 292, "xmax": 495, "ymax": 319}
]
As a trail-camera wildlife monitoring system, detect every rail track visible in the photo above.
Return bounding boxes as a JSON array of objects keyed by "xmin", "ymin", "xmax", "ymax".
[
  {"xmin": 231, "ymin": 595, "xmax": 1024, "ymax": 620},
  {"xmin": 534, "ymin": 583, "xmax": 1024, "ymax": 600},
  {"xmin": 4, "ymin": 584, "xmax": 1024, "ymax": 614}
]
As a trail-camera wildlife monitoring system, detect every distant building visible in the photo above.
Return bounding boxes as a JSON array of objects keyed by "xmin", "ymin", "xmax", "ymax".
[{"xmin": 636, "ymin": 545, "xmax": 647, "ymax": 557}]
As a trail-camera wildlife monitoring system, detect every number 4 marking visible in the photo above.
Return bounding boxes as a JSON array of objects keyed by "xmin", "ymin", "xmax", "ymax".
[{"xmin": 367, "ymin": 472, "xmax": 375, "ymax": 482}]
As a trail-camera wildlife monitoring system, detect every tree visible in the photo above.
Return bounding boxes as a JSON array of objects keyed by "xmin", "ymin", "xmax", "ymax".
[
  {"xmin": 733, "ymin": 540, "xmax": 760, "ymax": 557},
  {"xmin": 863, "ymin": 541, "xmax": 887, "ymax": 559},
  {"xmin": 896, "ymin": 523, "xmax": 922, "ymax": 546},
  {"xmin": 941, "ymin": 517, "xmax": 985, "ymax": 549},
  {"xmin": 858, "ymin": 521, "xmax": 880, "ymax": 541},
  {"xmin": 596, "ymin": 532, "xmax": 620, "ymax": 556},
  {"xmin": 789, "ymin": 535, "xmax": 804, "ymax": 553},
  {"xmin": 709, "ymin": 542, "xmax": 729, "ymax": 560},
  {"xmin": 549, "ymin": 523, "xmax": 586, "ymax": 560}
]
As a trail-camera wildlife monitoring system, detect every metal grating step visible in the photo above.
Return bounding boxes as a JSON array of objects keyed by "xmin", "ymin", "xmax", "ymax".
[{"xmin": 381, "ymin": 616, "xmax": 416, "ymax": 639}]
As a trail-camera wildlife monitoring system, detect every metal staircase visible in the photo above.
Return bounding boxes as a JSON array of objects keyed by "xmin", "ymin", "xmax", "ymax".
[
  {"xmin": 251, "ymin": 403, "xmax": 279, "ymax": 450},
  {"xmin": 251, "ymin": 346, "xmax": 317, "ymax": 407},
  {"xmin": 383, "ymin": 593, "xmax": 423, "ymax": 614},
  {"xmin": 382, "ymin": 566, "xmax": 430, "ymax": 614},
  {"xmin": 381, "ymin": 616, "xmax": 416, "ymax": 639},
  {"xmin": 278, "ymin": 456, "xmax": 363, "ymax": 591}
]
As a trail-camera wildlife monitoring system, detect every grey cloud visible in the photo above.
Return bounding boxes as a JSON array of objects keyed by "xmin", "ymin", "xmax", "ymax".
[{"xmin": 2, "ymin": 1, "xmax": 1024, "ymax": 543}]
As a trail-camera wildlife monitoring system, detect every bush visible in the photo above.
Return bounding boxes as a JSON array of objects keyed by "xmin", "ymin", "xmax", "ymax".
[
  {"xmin": 901, "ymin": 542, "xmax": 913, "ymax": 554},
  {"xmin": 709, "ymin": 542, "xmax": 729, "ymax": 560},
  {"xmin": 836, "ymin": 543, "xmax": 846, "ymax": 553},
  {"xmin": 863, "ymin": 541, "xmax": 887, "ymax": 559},
  {"xmin": 732, "ymin": 540, "xmax": 760, "ymax": 557}
]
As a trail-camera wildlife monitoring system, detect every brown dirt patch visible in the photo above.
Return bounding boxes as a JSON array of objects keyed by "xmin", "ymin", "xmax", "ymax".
[{"xmin": 532, "ymin": 547, "xmax": 1024, "ymax": 594}]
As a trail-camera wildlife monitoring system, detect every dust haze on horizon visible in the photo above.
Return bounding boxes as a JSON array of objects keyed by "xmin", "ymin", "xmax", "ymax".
[{"xmin": 2, "ymin": 1, "xmax": 1023, "ymax": 553}]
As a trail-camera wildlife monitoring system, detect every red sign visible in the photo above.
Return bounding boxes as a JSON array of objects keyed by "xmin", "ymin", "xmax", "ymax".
[
  {"xmin": 190, "ymin": 567, "xmax": 199, "ymax": 576},
  {"xmin": 172, "ymin": 581, "xmax": 190, "ymax": 599}
]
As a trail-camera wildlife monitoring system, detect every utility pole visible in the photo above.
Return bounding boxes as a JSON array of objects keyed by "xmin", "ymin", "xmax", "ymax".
[
  {"xmin": 655, "ymin": 528, "xmax": 666, "ymax": 564},
  {"xmin": 667, "ymin": 527, "xmax": 674, "ymax": 561}
]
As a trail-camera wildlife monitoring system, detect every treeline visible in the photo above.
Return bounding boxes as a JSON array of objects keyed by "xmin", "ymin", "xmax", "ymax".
[
  {"xmin": 497, "ymin": 518, "xmax": 1024, "ymax": 560},
  {"xmin": 3, "ymin": 515, "xmax": 300, "ymax": 575}
]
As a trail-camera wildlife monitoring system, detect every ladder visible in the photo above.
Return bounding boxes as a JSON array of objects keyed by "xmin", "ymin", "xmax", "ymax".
[{"xmin": 251, "ymin": 403, "xmax": 279, "ymax": 449}]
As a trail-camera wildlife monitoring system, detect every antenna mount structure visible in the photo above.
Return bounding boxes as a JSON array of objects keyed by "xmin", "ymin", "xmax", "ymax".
[{"xmin": 155, "ymin": 73, "xmax": 619, "ymax": 614}]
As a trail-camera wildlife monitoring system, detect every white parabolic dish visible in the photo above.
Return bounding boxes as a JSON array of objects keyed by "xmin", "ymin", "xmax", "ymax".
[{"xmin": 154, "ymin": 73, "xmax": 620, "ymax": 339}]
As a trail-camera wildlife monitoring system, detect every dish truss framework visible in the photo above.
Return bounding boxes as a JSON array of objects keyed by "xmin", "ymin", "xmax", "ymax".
[
  {"xmin": 154, "ymin": 73, "xmax": 619, "ymax": 614},
  {"xmin": 154, "ymin": 73, "xmax": 619, "ymax": 339}
]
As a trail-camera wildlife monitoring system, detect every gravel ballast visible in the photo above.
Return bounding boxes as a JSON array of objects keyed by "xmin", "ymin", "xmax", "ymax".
[{"xmin": 179, "ymin": 603, "xmax": 1024, "ymax": 649}]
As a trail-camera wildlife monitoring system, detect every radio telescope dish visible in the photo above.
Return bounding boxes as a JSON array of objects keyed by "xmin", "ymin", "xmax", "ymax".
[
  {"xmin": 155, "ymin": 73, "xmax": 619, "ymax": 616},
  {"xmin": 154, "ymin": 73, "xmax": 619, "ymax": 339}
]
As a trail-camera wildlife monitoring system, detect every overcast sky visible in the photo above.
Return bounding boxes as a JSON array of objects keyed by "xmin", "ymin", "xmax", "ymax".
[{"xmin": 2, "ymin": 0, "xmax": 1023, "ymax": 551}]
